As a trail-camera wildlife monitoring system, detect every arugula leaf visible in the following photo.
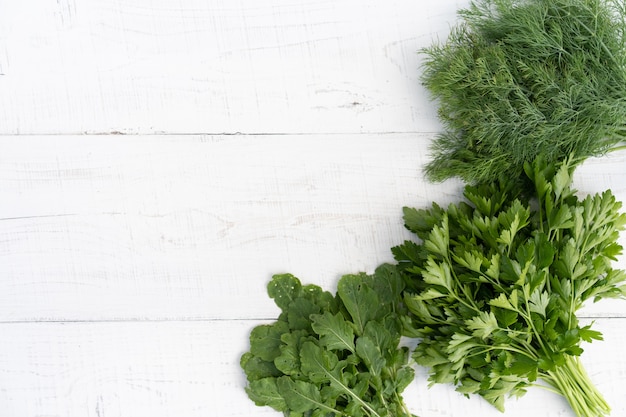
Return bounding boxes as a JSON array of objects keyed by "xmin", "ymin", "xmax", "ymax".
[
  {"xmin": 276, "ymin": 377, "xmax": 341, "ymax": 415},
  {"xmin": 240, "ymin": 352, "xmax": 281, "ymax": 381},
  {"xmin": 337, "ymin": 274, "xmax": 382, "ymax": 336},
  {"xmin": 274, "ymin": 330, "xmax": 308, "ymax": 377},
  {"xmin": 245, "ymin": 378, "xmax": 287, "ymax": 411},
  {"xmin": 241, "ymin": 268, "xmax": 417, "ymax": 417},
  {"xmin": 267, "ymin": 273, "xmax": 301, "ymax": 311},
  {"xmin": 311, "ymin": 311, "xmax": 355, "ymax": 353},
  {"xmin": 356, "ymin": 336, "xmax": 386, "ymax": 380},
  {"xmin": 249, "ymin": 321, "xmax": 289, "ymax": 362}
]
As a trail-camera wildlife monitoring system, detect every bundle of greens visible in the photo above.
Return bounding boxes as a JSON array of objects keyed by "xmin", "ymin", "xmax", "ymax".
[
  {"xmin": 241, "ymin": 0, "xmax": 626, "ymax": 416},
  {"xmin": 393, "ymin": 156, "xmax": 626, "ymax": 417},
  {"xmin": 240, "ymin": 265, "xmax": 417, "ymax": 417},
  {"xmin": 421, "ymin": 0, "xmax": 626, "ymax": 185}
]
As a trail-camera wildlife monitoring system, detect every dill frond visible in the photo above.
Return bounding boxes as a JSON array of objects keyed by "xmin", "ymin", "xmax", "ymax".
[{"xmin": 422, "ymin": 0, "xmax": 626, "ymax": 185}]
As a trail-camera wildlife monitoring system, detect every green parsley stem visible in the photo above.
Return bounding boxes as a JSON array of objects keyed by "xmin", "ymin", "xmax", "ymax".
[{"xmin": 543, "ymin": 355, "xmax": 610, "ymax": 417}]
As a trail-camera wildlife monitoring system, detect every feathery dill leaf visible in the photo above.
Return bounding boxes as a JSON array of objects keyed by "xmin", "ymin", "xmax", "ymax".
[{"xmin": 422, "ymin": 0, "xmax": 626, "ymax": 184}]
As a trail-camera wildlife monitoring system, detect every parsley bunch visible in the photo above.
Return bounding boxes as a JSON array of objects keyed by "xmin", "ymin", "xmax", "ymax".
[
  {"xmin": 241, "ymin": 265, "xmax": 417, "ymax": 417},
  {"xmin": 393, "ymin": 157, "xmax": 626, "ymax": 417},
  {"xmin": 421, "ymin": 0, "xmax": 626, "ymax": 185}
]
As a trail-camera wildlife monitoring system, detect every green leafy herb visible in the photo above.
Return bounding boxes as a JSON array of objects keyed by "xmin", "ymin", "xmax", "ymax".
[
  {"xmin": 420, "ymin": 0, "xmax": 626, "ymax": 184},
  {"xmin": 393, "ymin": 156, "xmax": 626, "ymax": 417},
  {"xmin": 241, "ymin": 265, "xmax": 417, "ymax": 417}
]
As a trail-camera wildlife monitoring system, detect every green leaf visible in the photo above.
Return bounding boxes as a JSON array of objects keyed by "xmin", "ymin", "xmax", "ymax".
[
  {"xmin": 447, "ymin": 333, "xmax": 475, "ymax": 364},
  {"xmin": 356, "ymin": 336, "xmax": 386, "ymax": 378},
  {"xmin": 528, "ymin": 290, "xmax": 550, "ymax": 318},
  {"xmin": 300, "ymin": 341, "xmax": 380, "ymax": 417},
  {"xmin": 485, "ymin": 253, "xmax": 501, "ymax": 280},
  {"xmin": 424, "ymin": 214, "xmax": 450, "ymax": 257},
  {"xmin": 392, "ymin": 365, "xmax": 416, "ymax": 394},
  {"xmin": 465, "ymin": 184, "xmax": 498, "ymax": 216},
  {"xmin": 556, "ymin": 329, "xmax": 581, "ymax": 351},
  {"xmin": 579, "ymin": 325, "xmax": 603, "ymax": 343},
  {"xmin": 534, "ymin": 232, "xmax": 555, "ymax": 270},
  {"xmin": 249, "ymin": 321, "xmax": 289, "ymax": 362},
  {"xmin": 370, "ymin": 264, "xmax": 405, "ymax": 309},
  {"xmin": 363, "ymin": 319, "xmax": 399, "ymax": 354},
  {"xmin": 337, "ymin": 274, "xmax": 381, "ymax": 335},
  {"xmin": 552, "ymin": 161, "xmax": 573, "ymax": 201},
  {"xmin": 404, "ymin": 294, "xmax": 447, "ymax": 328},
  {"xmin": 479, "ymin": 377, "xmax": 519, "ymax": 412},
  {"xmin": 392, "ymin": 240, "xmax": 425, "ymax": 266},
  {"xmin": 500, "ymin": 256, "xmax": 522, "ymax": 284},
  {"xmin": 244, "ymin": 272, "xmax": 415, "ymax": 417},
  {"xmin": 276, "ymin": 377, "xmax": 340, "ymax": 415},
  {"xmin": 245, "ymin": 378, "xmax": 287, "ymax": 411},
  {"xmin": 506, "ymin": 355, "xmax": 538, "ymax": 380},
  {"xmin": 453, "ymin": 249, "xmax": 485, "ymax": 273},
  {"xmin": 490, "ymin": 293, "xmax": 516, "ymax": 311},
  {"xmin": 268, "ymin": 274, "xmax": 302, "ymax": 311},
  {"xmin": 528, "ymin": 269, "xmax": 548, "ymax": 297},
  {"xmin": 301, "ymin": 284, "xmax": 338, "ymax": 313},
  {"xmin": 287, "ymin": 298, "xmax": 321, "ymax": 331},
  {"xmin": 492, "ymin": 307, "xmax": 519, "ymax": 328},
  {"xmin": 497, "ymin": 213, "xmax": 521, "ymax": 247},
  {"xmin": 422, "ymin": 257, "xmax": 453, "ymax": 289},
  {"xmin": 344, "ymin": 396, "xmax": 369, "ymax": 417},
  {"xmin": 413, "ymin": 342, "xmax": 450, "ymax": 368},
  {"xmin": 548, "ymin": 205, "xmax": 574, "ymax": 231},
  {"xmin": 311, "ymin": 311, "xmax": 356, "ymax": 353},
  {"xmin": 415, "ymin": 288, "xmax": 448, "ymax": 300},
  {"xmin": 299, "ymin": 341, "xmax": 341, "ymax": 384},
  {"xmin": 240, "ymin": 352, "xmax": 282, "ymax": 381},
  {"xmin": 403, "ymin": 204, "xmax": 445, "ymax": 237},
  {"xmin": 466, "ymin": 311, "xmax": 500, "ymax": 340},
  {"xmin": 394, "ymin": 146, "xmax": 624, "ymax": 417},
  {"xmin": 275, "ymin": 331, "xmax": 308, "ymax": 377},
  {"xmin": 457, "ymin": 377, "xmax": 482, "ymax": 395}
]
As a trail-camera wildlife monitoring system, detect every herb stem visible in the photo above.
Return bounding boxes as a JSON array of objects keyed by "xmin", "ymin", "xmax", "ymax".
[
  {"xmin": 609, "ymin": 142, "xmax": 626, "ymax": 153},
  {"xmin": 519, "ymin": 285, "xmax": 552, "ymax": 357},
  {"xmin": 395, "ymin": 392, "xmax": 414, "ymax": 417},
  {"xmin": 474, "ymin": 343, "xmax": 539, "ymax": 361},
  {"xmin": 446, "ymin": 255, "xmax": 483, "ymax": 314},
  {"xmin": 543, "ymin": 355, "xmax": 611, "ymax": 417}
]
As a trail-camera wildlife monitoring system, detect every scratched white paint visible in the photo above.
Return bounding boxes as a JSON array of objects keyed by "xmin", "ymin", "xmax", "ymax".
[
  {"xmin": 0, "ymin": 1, "xmax": 625, "ymax": 417},
  {"xmin": 0, "ymin": 0, "xmax": 468, "ymax": 135}
]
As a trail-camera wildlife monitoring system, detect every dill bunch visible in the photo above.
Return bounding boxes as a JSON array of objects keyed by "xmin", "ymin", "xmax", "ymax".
[{"xmin": 422, "ymin": 0, "xmax": 626, "ymax": 184}]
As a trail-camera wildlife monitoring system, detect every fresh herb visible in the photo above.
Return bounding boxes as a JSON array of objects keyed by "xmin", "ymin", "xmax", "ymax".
[
  {"xmin": 240, "ymin": 264, "xmax": 417, "ymax": 417},
  {"xmin": 393, "ymin": 156, "xmax": 626, "ymax": 417},
  {"xmin": 241, "ymin": 2, "xmax": 626, "ymax": 415},
  {"xmin": 420, "ymin": 0, "xmax": 626, "ymax": 184}
]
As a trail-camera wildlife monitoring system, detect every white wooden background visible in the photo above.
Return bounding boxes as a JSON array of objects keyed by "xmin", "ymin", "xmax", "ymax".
[{"xmin": 1, "ymin": 1, "xmax": 625, "ymax": 416}]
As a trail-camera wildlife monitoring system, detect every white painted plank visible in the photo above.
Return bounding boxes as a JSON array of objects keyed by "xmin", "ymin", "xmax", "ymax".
[
  {"xmin": 0, "ymin": 134, "xmax": 461, "ymax": 321},
  {"xmin": 0, "ymin": 0, "xmax": 469, "ymax": 135},
  {"xmin": 0, "ymin": 318, "xmax": 624, "ymax": 417},
  {"xmin": 1, "ymin": 135, "xmax": 625, "ymax": 321}
]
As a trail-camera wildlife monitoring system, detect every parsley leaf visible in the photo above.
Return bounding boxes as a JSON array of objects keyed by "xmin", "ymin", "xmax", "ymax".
[{"xmin": 394, "ymin": 156, "xmax": 625, "ymax": 417}]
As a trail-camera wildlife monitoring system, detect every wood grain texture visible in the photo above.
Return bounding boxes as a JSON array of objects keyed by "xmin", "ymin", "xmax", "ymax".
[
  {"xmin": 1, "ymin": 0, "xmax": 626, "ymax": 416},
  {"xmin": 0, "ymin": 134, "xmax": 461, "ymax": 321},
  {"xmin": 0, "ymin": 0, "xmax": 466, "ymax": 135},
  {"xmin": 0, "ymin": 319, "xmax": 624, "ymax": 417},
  {"xmin": 1, "ymin": 135, "xmax": 624, "ymax": 322}
]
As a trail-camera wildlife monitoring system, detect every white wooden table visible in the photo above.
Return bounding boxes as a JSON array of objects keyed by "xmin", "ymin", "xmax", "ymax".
[{"xmin": 1, "ymin": 1, "xmax": 624, "ymax": 416}]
